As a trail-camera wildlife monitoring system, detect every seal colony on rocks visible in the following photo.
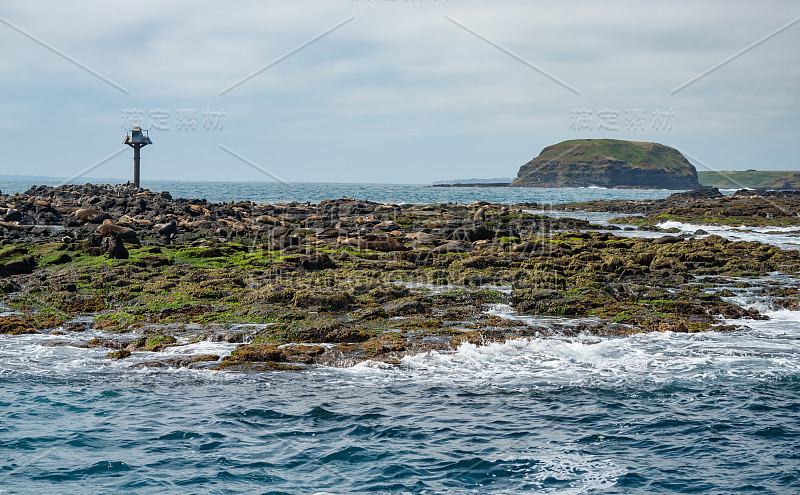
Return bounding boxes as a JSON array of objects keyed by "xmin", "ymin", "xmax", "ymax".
[
  {"xmin": 1, "ymin": 184, "xmax": 799, "ymax": 371},
  {"xmin": 511, "ymin": 139, "xmax": 702, "ymax": 189}
]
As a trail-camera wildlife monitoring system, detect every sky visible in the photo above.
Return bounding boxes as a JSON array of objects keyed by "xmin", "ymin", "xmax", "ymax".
[{"xmin": 0, "ymin": 1, "xmax": 798, "ymax": 183}]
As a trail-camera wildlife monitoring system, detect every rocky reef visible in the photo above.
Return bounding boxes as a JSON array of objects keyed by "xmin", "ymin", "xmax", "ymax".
[
  {"xmin": 511, "ymin": 139, "xmax": 702, "ymax": 189},
  {"xmin": 561, "ymin": 187, "xmax": 800, "ymax": 227},
  {"xmin": 1, "ymin": 184, "xmax": 798, "ymax": 371}
]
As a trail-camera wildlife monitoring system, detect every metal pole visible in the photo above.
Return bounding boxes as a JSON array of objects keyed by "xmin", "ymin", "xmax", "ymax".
[{"xmin": 133, "ymin": 144, "xmax": 141, "ymax": 188}]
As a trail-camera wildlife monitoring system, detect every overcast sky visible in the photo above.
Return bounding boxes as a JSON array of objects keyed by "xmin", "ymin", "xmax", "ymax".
[{"xmin": 1, "ymin": 1, "xmax": 798, "ymax": 183}]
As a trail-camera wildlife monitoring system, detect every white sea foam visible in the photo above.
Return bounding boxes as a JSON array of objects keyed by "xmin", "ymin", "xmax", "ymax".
[
  {"xmin": 4, "ymin": 275, "xmax": 799, "ymax": 390},
  {"xmin": 485, "ymin": 303, "xmax": 601, "ymax": 328},
  {"xmin": 714, "ymin": 277, "xmax": 800, "ymax": 337},
  {"xmin": 523, "ymin": 209, "xmax": 638, "ymax": 225},
  {"xmin": 158, "ymin": 340, "xmax": 236, "ymax": 358},
  {"xmin": 655, "ymin": 220, "xmax": 800, "ymax": 250},
  {"xmin": 529, "ymin": 452, "xmax": 625, "ymax": 494},
  {"xmin": 723, "ymin": 307, "xmax": 800, "ymax": 339},
  {"xmin": 350, "ymin": 360, "xmax": 396, "ymax": 370},
  {"xmin": 391, "ymin": 328, "xmax": 800, "ymax": 390},
  {"xmin": 525, "ymin": 211, "xmax": 800, "ymax": 250},
  {"xmin": 0, "ymin": 332, "xmax": 237, "ymax": 380}
]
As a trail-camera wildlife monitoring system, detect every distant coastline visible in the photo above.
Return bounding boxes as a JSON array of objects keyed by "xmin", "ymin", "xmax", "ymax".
[
  {"xmin": 431, "ymin": 182, "xmax": 511, "ymax": 188},
  {"xmin": 433, "ymin": 170, "xmax": 800, "ymax": 190},
  {"xmin": 697, "ymin": 170, "xmax": 800, "ymax": 190},
  {"xmin": 0, "ymin": 174, "xmax": 125, "ymax": 183}
]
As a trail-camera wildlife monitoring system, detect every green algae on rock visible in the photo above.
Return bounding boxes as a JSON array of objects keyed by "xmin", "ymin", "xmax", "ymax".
[
  {"xmin": 564, "ymin": 188, "xmax": 800, "ymax": 227},
  {"xmin": 1, "ymin": 184, "xmax": 799, "ymax": 371}
]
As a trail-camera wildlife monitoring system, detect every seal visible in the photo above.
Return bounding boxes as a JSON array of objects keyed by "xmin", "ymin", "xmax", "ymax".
[
  {"xmin": 75, "ymin": 209, "xmax": 111, "ymax": 224},
  {"xmin": 107, "ymin": 231, "xmax": 129, "ymax": 260},
  {"xmin": 96, "ymin": 223, "xmax": 138, "ymax": 242}
]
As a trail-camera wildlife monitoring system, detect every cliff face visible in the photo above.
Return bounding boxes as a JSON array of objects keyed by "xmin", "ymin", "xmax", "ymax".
[{"xmin": 510, "ymin": 139, "xmax": 701, "ymax": 189}]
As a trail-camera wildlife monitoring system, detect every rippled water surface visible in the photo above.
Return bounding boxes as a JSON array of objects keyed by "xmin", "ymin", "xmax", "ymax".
[
  {"xmin": 2, "ymin": 325, "xmax": 800, "ymax": 494},
  {"xmin": 0, "ymin": 180, "xmax": 680, "ymax": 205},
  {"xmin": 3, "ymin": 285, "xmax": 800, "ymax": 494}
]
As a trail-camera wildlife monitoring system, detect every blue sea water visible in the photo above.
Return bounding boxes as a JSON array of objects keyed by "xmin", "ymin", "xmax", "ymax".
[
  {"xmin": 3, "ymin": 320, "xmax": 800, "ymax": 495},
  {"xmin": 0, "ymin": 180, "xmax": 680, "ymax": 205},
  {"xmin": 1, "ymin": 182, "xmax": 799, "ymax": 494}
]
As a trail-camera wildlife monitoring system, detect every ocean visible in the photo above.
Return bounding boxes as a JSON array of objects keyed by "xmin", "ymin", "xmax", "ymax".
[
  {"xmin": 0, "ymin": 180, "xmax": 681, "ymax": 205},
  {"xmin": 2, "ymin": 182, "xmax": 799, "ymax": 494}
]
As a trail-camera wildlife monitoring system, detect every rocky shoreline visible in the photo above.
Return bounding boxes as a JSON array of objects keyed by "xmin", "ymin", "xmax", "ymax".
[
  {"xmin": 561, "ymin": 186, "xmax": 800, "ymax": 227},
  {"xmin": 1, "ymin": 184, "xmax": 799, "ymax": 371}
]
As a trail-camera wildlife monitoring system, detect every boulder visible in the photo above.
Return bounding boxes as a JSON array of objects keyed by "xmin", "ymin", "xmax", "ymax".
[
  {"xmin": 1, "ymin": 256, "xmax": 35, "ymax": 276},
  {"xmin": 382, "ymin": 297, "xmax": 426, "ymax": 316}
]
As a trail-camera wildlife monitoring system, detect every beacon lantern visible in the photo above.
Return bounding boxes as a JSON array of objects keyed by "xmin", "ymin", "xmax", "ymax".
[{"xmin": 123, "ymin": 126, "xmax": 152, "ymax": 188}]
